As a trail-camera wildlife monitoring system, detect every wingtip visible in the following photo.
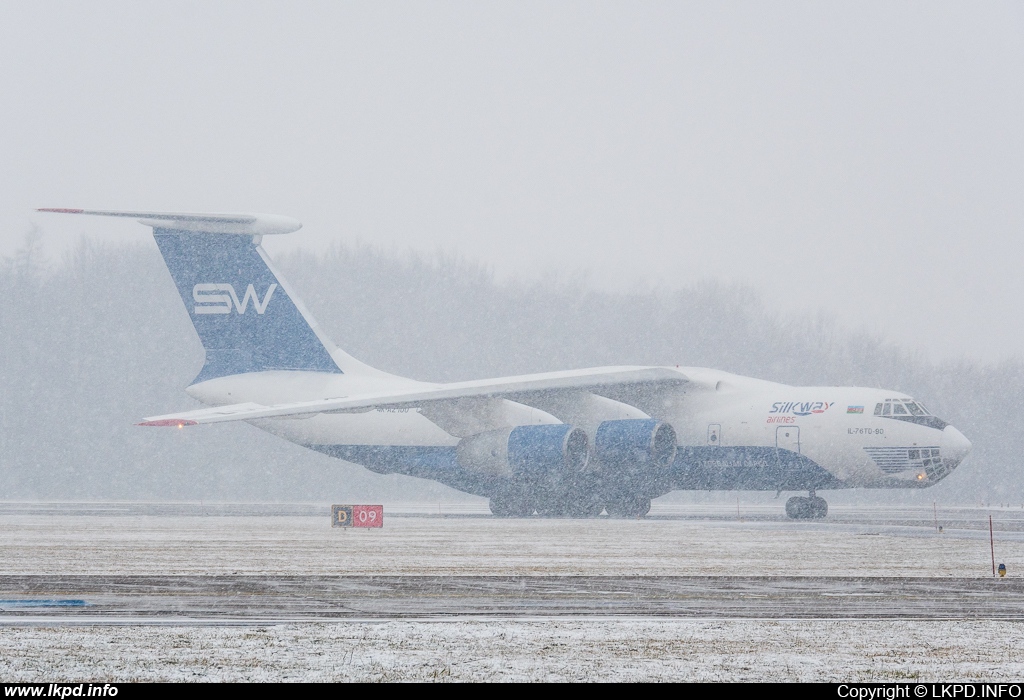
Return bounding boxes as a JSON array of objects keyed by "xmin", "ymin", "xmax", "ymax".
[
  {"xmin": 37, "ymin": 208, "xmax": 84, "ymax": 214},
  {"xmin": 138, "ymin": 419, "xmax": 198, "ymax": 427}
]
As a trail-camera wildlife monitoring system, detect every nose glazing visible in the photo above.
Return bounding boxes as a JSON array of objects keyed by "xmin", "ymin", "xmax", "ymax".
[{"xmin": 940, "ymin": 425, "xmax": 971, "ymax": 468}]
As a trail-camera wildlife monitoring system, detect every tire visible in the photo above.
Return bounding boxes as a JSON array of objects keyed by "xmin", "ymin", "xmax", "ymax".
[
  {"xmin": 785, "ymin": 496, "xmax": 810, "ymax": 519},
  {"xmin": 809, "ymin": 496, "xmax": 828, "ymax": 519}
]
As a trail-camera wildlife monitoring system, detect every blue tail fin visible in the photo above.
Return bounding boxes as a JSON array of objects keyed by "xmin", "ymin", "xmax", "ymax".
[
  {"xmin": 152, "ymin": 229, "xmax": 342, "ymax": 383},
  {"xmin": 37, "ymin": 209, "xmax": 374, "ymax": 383}
]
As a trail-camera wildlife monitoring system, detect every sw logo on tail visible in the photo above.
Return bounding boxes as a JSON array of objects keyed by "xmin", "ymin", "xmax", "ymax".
[{"xmin": 192, "ymin": 283, "xmax": 277, "ymax": 315}]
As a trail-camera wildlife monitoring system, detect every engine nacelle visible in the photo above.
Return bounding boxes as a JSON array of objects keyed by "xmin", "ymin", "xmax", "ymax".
[
  {"xmin": 456, "ymin": 424, "xmax": 589, "ymax": 480},
  {"xmin": 594, "ymin": 419, "xmax": 677, "ymax": 470}
]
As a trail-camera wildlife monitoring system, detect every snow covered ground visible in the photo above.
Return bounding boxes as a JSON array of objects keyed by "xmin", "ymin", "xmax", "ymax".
[
  {"xmin": 1, "ymin": 503, "xmax": 1023, "ymax": 681},
  {"xmin": 2, "ymin": 619, "xmax": 1024, "ymax": 682}
]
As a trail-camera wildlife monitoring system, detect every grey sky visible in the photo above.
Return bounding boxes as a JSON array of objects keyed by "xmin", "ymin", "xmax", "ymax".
[{"xmin": 1, "ymin": 1, "xmax": 1021, "ymax": 362}]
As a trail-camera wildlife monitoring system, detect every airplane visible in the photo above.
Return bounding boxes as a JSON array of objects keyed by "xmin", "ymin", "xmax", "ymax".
[{"xmin": 40, "ymin": 208, "xmax": 973, "ymax": 519}]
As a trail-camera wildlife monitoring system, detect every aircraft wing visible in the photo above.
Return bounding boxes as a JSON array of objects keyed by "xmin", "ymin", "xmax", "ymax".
[{"xmin": 139, "ymin": 366, "xmax": 690, "ymax": 426}]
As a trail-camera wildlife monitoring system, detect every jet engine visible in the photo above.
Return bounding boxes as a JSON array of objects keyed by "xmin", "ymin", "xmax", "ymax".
[
  {"xmin": 594, "ymin": 419, "xmax": 677, "ymax": 469},
  {"xmin": 456, "ymin": 424, "xmax": 589, "ymax": 480}
]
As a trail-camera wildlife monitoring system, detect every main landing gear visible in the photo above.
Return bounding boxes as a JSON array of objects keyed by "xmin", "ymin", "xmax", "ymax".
[
  {"xmin": 785, "ymin": 490, "xmax": 828, "ymax": 520},
  {"xmin": 488, "ymin": 486, "xmax": 650, "ymax": 518}
]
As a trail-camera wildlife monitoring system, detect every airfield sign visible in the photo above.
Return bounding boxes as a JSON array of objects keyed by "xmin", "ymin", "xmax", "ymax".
[{"xmin": 332, "ymin": 504, "xmax": 383, "ymax": 528}]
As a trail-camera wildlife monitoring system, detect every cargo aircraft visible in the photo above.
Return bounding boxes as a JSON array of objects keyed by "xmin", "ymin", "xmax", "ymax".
[{"xmin": 40, "ymin": 209, "xmax": 972, "ymax": 518}]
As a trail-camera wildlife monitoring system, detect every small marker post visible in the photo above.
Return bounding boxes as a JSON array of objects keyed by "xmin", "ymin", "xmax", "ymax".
[{"xmin": 990, "ymin": 515, "xmax": 996, "ymax": 577}]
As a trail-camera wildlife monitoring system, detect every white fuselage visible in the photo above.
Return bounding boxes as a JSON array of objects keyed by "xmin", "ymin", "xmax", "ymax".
[{"xmin": 184, "ymin": 365, "xmax": 970, "ymax": 491}]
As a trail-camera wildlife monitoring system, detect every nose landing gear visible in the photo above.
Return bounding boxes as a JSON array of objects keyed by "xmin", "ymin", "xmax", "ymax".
[{"xmin": 785, "ymin": 491, "xmax": 828, "ymax": 520}]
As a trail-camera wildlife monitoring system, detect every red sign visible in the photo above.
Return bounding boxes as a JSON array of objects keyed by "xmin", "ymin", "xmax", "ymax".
[
  {"xmin": 332, "ymin": 504, "xmax": 383, "ymax": 528},
  {"xmin": 352, "ymin": 505, "xmax": 383, "ymax": 528}
]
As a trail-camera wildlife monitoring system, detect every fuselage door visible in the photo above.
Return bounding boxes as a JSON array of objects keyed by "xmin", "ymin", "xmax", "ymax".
[
  {"xmin": 707, "ymin": 424, "xmax": 721, "ymax": 446},
  {"xmin": 776, "ymin": 426, "xmax": 800, "ymax": 454}
]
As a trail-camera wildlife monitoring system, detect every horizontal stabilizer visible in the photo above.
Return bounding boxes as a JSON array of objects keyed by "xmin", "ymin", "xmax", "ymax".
[
  {"xmin": 37, "ymin": 209, "xmax": 301, "ymax": 236},
  {"xmin": 140, "ymin": 366, "xmax": 690, "ymax": 426}
]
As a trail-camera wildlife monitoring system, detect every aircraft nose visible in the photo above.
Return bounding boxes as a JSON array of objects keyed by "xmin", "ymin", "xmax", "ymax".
[{"xmin": 940, "ymin": 425, "xmax": 972, "ymax": 468}]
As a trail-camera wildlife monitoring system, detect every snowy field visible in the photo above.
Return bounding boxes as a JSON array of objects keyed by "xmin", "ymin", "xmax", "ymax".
[
  {"xmin": 2, "ymin": 503, "xmax": 1024, "ymax": 681},
  {"xmin": 3, "ymin": 619, "xmax": 1024, "ymax": 682}
]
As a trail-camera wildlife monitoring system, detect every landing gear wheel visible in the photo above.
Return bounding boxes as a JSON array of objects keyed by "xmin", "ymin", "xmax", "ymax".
[
  {"xmin": 489, "ymin": 489, "xmax": 534, "ymax": 517},
  {"xmin": 809, "ymin": 496, "xmax": 828, "ymax": 519},
  {"xmin": 606, "ymin": 495, "xmax": 652, "ymax": 518},
  {"xmin": 785, "ymin": 496, "xmax": 809, "ymax": 519},
  {"xmin": 785, "ymin": 496, "xmax": 828, "ymax": 520}
]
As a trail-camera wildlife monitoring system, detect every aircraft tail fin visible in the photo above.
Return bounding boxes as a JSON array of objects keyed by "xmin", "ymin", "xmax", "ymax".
[{"xmin": 38, "ymin": 209, "xmax": 370, "ymax": 383}]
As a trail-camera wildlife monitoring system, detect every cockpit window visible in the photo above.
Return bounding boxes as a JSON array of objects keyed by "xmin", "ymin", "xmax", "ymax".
[
  {"xmin": 879, "ymin": 398, "xmax": 932, "ymax": 417},
  {"xmin": 875, "ymin": 398, "xmax": 946, "ymax": 429}
]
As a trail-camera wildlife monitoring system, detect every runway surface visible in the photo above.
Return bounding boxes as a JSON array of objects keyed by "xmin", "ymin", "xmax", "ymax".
[
  {"xmin": 3, "ymin": 503, "xmax": 1024, "ymax": 680},
  {"xmin": 1, "ymin": 502, "xmax": 1022, "ymax": 624},
  {"xmin": 3, "ymin": 502, "xmax": 1024, "ymax": 579},
  {"xmin": 1, "ymin": 575, "xmax": 1023, "ymax": 623}
]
